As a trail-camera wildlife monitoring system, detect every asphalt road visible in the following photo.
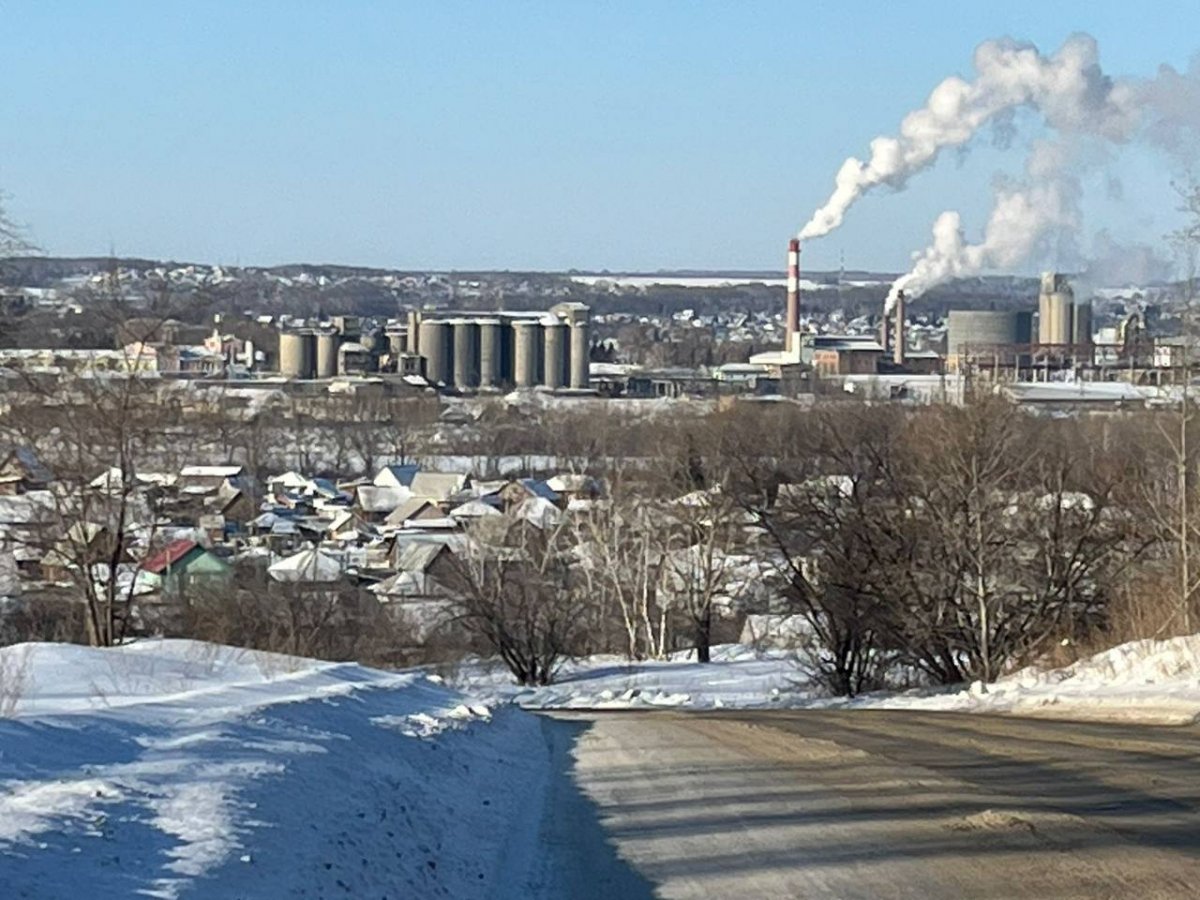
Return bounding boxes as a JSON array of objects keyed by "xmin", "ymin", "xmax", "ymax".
[{"xmin": 524, "ymin": 710, "xmax": 1200, "ymax": 899}]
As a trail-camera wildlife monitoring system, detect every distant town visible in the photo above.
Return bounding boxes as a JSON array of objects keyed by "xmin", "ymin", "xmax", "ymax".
[{"xmin": 0, "ymin": 252, "xmax": 1190, "ymax": 411}]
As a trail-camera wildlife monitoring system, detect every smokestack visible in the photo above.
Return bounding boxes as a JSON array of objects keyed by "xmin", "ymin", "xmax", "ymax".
[
  {"xmin": 879, "ymin": 309, "xmax": 890, "ymax": 353},
  {"xmin": 893, "ymin": 290, "xmax": 906, "ymax": 365},
  {"xmin": 786, "ymin": 239, "xmax": 800, "ymax": 353}
]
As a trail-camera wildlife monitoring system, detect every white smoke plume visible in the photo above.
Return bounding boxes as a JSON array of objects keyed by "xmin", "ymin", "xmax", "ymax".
[
  {"xmin": 799, "ymin": 34, "xmax": 1138, "ymax": 241},
  {"xmin": 1137, "ymin": 55, "xmax": 1200, "ymax": 162},
  {"xmin": 885, "ymin": 141, "xmax": 1081, "ymax": 310}
]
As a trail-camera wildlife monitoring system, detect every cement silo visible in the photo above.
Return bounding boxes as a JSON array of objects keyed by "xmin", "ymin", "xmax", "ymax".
[
  {"xmin": 279, "ymin": 329, "xmax": 316, "ymax": 379},
  {"xmin": 542, "ymin": 319, "xmax": 567, "ymax": 390},
  {"xmin": 1038, "ymin": 272, "xmax": 1074, "ymax": 346},
  {"xmin": 513, "ymin": 321, "xmax": 541, "ymax": 388},
  {"xmin": 419, "ymin": 320, "xmax": 453, "ymax": 385},
  {"xmin": 315, "ymin": 329, "xmax": 340, "ymax": 378},
  {"xmin": 406, "ymin": 310, "xmax": 422, "ymax": 353},
  {"xmin": 452, "ymin": 320, "xmax": 480, "ymax": 390},
  {"xmin": 1073, "ymin": 301, "xmax": 1094, "ymax": 352},
  {"xmin": 569, "ymin": 320, "xmax": 590, "ymax": 389},
  {"xmin": 478, "ymin": 319, "xmax": 502, "ymax": 389}
]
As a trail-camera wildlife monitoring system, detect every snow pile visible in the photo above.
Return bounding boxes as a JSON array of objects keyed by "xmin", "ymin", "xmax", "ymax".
[
  {"xmin": 866, "ymin": 635, "xmax": 1200, "ymax": 724},
  {"xmin": 0, "ymin": 639, "xmax": 544, "ymax": 899},
  {"xmin": 458, "ymin": 645, "xmax": 813, "ymax": 711},
  {"xmin": 1032, "ymin": 635, "xmax": 1200, "ymax": 685},
  {"xmin": 460, "ymin": 634, "xmax": 1200, "ymax": 724}
]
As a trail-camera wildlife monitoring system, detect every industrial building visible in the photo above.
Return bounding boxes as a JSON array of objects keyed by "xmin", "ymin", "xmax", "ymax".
[
  {"xmin": 753, "ymin": 240, "xmax": 943, "ymax": 378},
  {"xmin": 1036, "ymin": 272, "xmax": 1093, "ymax": 362},
  {"xmin": 279, "ymin": 303, "xmax": 592, "ymax": 392},
  {"xmin": 406, "ymin": 303, "xmax": 591, "ymax": 392},
  {"xmin": 945, "ymin": 310, "xmax": 1034, "ymax": 373},
  {"xmin": 945, "ymin": 273, "xmax": 1098, "ymax": 379}
]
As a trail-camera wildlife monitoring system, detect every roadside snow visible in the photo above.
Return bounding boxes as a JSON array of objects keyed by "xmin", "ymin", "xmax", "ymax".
[
  {"xmin": 868, "ymin": 635, "xmax": 1200, "ymax": 724},
  {"xmin": 0, "ymin": 639, "xmax": 543, "ymax": 899},
  {"xmin": 7, "ymin": 633, "xmax": 1200, "ymax": 896},
  {"xmin": 457, "ymin": 645, "xmax": 813, "ymax": 710},
  {"xmin": 459, "ymin": 635, "xmax": 1200, "ymax": 725}
]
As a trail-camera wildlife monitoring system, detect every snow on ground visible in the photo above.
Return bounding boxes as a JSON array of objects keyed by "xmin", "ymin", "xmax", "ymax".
[
  {"xmin": 868, "ymin": 635, "xmax": 1200, "ymax": 724},
  {"xmin": 0, "ymin": 639, "xmax": 545, "ymax": 899},
  {"xmin": 456, "ymin": 645, "xmax": 815, "ymax": 710},
  {"xmin": 458, "ymin": 635, "xmax": 1200, "ymax": 725},
  {"xmin": 6, "ymin": 634, "xmax": 1200, "ymax": 895}
]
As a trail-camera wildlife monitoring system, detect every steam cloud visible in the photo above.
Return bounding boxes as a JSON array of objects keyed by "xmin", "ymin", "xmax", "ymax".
[
  {"xmin": 886, "ymin": 141, "xmax": 1080, "ymax": 308},
  {"xmin": 800, "ymin": 35, "xmax": 1137, "ymax": 242},
  {"xmin": 798, "ymin": 34, "xmax": 1200, "ymax": 311}
]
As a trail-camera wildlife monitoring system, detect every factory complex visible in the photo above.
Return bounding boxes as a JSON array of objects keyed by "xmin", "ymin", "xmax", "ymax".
[{"xmin": 275, "ymin": 303, "xmax": 592, "ymax": 392}]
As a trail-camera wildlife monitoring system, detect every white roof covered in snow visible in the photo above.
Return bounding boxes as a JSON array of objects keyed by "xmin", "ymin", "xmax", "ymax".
[{"xmin": 267, "ymin": 548, "xmax": 343, "ymax": 583}]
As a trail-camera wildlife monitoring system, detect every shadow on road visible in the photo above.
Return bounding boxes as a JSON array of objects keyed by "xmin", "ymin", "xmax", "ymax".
[
  {"xmin": 520, "ymin": 710, "xmax": 1200, "ymax": 896},
  {"xmin": 510, "ymin": 715, "xmax": 657, "ymax": 900}
]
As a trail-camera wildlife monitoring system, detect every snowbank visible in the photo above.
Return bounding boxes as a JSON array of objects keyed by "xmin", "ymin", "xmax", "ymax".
[
  {"xmin": 0, "ymin": 639, "xmax": 544, "ymax": 899},
  {"xmin": 458, "ymin": 645, "xmax": 814, "ymax": 711},
  {"xmin": 866, "ymin": 635, "xmax": 1200, "ymax": 724},
  {"xmin": 460, "ymin": 635, "xmax": 1200, "ymax": 725}
]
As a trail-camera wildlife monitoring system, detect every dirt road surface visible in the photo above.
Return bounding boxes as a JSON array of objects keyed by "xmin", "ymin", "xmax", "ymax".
[{"xmin": 516, "ymin": 710, "xmax": 1200, "ymax": 899}]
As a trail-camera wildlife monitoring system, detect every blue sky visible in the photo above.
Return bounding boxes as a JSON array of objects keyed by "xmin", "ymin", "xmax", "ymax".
[{"xmin": 0, "ymin": 1, "xmax": 1197, "ymax": 272}]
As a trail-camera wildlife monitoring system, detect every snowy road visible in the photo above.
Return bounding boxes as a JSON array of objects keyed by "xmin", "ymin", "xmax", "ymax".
[{"xmin": 530, "ymin": 710, "xmax": 1200, "ymax": 898}]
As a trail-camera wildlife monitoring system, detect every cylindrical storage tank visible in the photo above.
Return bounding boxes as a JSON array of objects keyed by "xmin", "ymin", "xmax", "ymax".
[
  {"xmin": 281, "ymin": 329, "xmax": 316, "ymax": 378},
  {"xmin": 478, "ymin": 319, "xmax": 502, "ymax": 389},
  {"xmin": 406, "ymin": 310, "xmax": 421, "ymax": 353},
  {"xmin": 1073, "ymin": 301, "xmax": 1093, "ymax": 362},
  {"xmin": 1072, "ymin": 301, "xmax": 1093, "ymax": 346},
  {"xmin": 452, "ymin": 320, "xmax": 480, "ymax": 391},
  {"xmin": 279, "ymin": 331, "xmax": 306, "ymax": 378},
  {"xmin": 569, "ymin": 320, "xmax": 590, "ymax": 389},
  {"xmin": 387, "ymin": 330, "xmax": 404, "ymax": 356},
  {"xmin": 315, "ymin": 330, "xmax": 339, "ymax": 378},
  {"xmin": 513, "ymin": 321, "xmax": 541, "ymax": 388},
  {"xmin": 543, "ymin": 320, "xmax": 567, "ymax": 389},
  {"xmin": 499, "ymin": 318, "xmax": 516, "ymax": 384},
  {"xmin": 946, "ymin": 311, "xmax": 1023, "ymax": 354},
  {"xmin": 946, "ymin": 310, "xmax": 1031, "ymax": 372},
  {"xmin": 1048, "ymin": 292, "xmax": 1072, "ymax": 346},
  {"xmin": 418, "ymin": 320, "xmax": 452, "ymax": 385}
]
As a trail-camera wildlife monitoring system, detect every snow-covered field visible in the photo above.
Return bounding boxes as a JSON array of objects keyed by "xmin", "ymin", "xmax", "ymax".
[{"xmin": 0, "ymin": 640, "xmax": 544, "ymax": 899}]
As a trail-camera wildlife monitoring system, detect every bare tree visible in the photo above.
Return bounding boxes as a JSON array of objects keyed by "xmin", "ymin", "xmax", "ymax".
[
  {"xmin": 443, "ymin": 518, "xmax": 588, "ymax": 685},
  {"xmin": 0, "ymin": 191, "xmax": 37, "ymax": 258},
  {"xmin": 1161, "ymin": 180, "xmax": 1200, "ymax": 632},
  {"xmin": 0, "ymin": 287, "xmax": 194, "ymax": 646},
  {"xmin": 657, "ymin": 481, "xmax": 754, "ymax": 663},
  {"xmin": 2, "ymin": 374, "xmax": 170, "ymax": 646},
  {"xmin": 573, "ymin": 495, "xmax": 671, "ymax": 661}
]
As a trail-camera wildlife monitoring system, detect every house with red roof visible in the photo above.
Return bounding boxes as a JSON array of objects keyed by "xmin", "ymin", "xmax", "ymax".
[{"xmin": 140, "ymin": 538, "xmax": 231, "ymax": 597}]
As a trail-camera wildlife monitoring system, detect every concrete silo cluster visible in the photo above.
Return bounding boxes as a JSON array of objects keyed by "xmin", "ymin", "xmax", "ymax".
[
  {"xmin": 278, "ymin": 316, "xmax": 381, "ymax": 378},
  {"xmin": 408, "ymin": 303, "xmax": 591, "ymax": 392}
]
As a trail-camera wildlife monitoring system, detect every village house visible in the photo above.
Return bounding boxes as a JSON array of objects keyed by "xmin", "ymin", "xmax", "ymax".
[
  {"xmin": 140, "ymin": 539, "xmax": 231, "ymax": 598},
  {"xmin": 0, "ymin": 448, "xmax": 51, "ymax": 496}
]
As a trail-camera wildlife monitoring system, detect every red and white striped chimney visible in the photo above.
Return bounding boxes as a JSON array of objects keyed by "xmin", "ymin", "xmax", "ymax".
[{"xmin": 786, "ymin": 238, "xmax": 801, "ymax": 353}]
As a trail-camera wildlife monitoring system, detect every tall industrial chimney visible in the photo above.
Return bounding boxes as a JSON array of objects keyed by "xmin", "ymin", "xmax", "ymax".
[
  {"xmin": 893, "ymin": 290, "xmax": 906, "ymax": 365},
  {"xmin": 786, "ymin": 239, "xmax": 800, "ymax": 354}
]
